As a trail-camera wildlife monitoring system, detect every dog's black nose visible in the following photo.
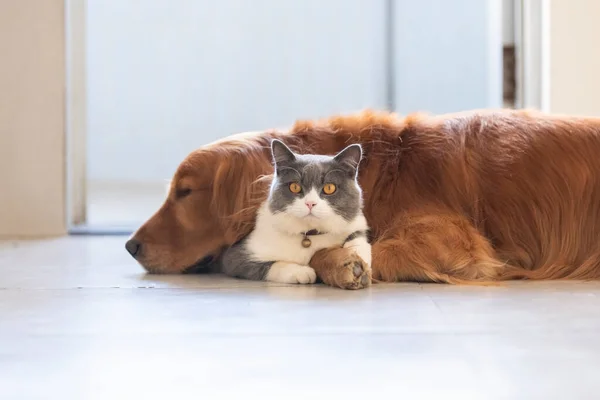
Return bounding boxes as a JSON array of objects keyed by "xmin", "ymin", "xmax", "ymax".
[{"xmin": 125, "ymin": 239, "xmax": 142, "ymax": 258}]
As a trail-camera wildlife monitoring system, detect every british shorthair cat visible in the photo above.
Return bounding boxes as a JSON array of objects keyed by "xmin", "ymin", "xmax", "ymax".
[{"xmin": 220, "ymin": 139, "xmax": 371, "ymax": 284}]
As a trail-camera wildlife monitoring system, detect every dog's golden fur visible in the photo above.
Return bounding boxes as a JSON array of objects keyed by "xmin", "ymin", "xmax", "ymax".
[{"xmin": 130, "ymin": 109, "xmax": 600, "ymax": 286}]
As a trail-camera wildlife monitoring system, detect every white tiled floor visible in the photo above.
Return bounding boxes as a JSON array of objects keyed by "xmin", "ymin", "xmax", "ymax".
[{"xmin": 2, "ymin": 237, "xmax": 600, "ymax": 399}]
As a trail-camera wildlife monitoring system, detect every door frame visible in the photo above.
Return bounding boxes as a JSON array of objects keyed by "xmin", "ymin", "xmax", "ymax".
[
  {"xmin": 65, "ymin": 0, "xmax": 87, "ymax": 230},
  {"xmin": 514, "ymin": 0, "xmax": 550, "ymax": 111}
]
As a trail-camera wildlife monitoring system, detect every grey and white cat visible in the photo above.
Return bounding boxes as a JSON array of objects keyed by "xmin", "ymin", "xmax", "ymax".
[{"xmin": 220, "ymin": 139, "xmax": 371, "ymax": 284}]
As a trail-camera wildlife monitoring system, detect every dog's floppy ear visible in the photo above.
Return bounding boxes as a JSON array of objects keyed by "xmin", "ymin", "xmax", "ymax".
[{"xmin": 211, "ymin": 147, "xmax": 271, "ymax": 243}]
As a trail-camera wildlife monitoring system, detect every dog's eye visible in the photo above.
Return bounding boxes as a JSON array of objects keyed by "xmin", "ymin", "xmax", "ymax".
[{"xmin": 176, "ymin": 188, "xmax": 192, "ymax": 199}]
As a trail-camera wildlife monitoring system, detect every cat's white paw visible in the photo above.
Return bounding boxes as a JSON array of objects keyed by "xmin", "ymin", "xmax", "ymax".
[
  {"xmin": 265, "ymin": 262, "xmax": 317, "ymax": 284},
  {"xmin": 343, "ymin": 237, "xmax": 372, "ymax": 271}
]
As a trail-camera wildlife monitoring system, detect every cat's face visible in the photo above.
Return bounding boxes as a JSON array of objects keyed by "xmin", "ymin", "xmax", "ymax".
[{"xmin": 268, "ymin": 139, "xmax": 363, "ymax": 224}]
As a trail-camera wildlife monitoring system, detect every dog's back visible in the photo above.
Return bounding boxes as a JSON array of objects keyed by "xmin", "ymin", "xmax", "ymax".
[{"xmin": 361, "ymin": 109, "xmax": 600, "ymax": 279}]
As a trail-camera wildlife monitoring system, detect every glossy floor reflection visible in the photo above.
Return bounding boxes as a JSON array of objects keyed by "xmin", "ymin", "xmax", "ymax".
[{"xmin": 1, "ymin": 237, "xmax": 600, "ymax": 399}]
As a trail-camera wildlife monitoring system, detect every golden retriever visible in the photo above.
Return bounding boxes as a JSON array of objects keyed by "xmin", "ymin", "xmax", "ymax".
[{"xmin": 127, "ymin": 109, "xmax": 600, "ymax": 289}]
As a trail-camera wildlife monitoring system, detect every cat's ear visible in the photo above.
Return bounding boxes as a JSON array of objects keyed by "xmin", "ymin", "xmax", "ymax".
[
  {"xmin": 334, "ymin": 144, "xmax": 363, "ymax": 173},
  {"xmin": 271, "ymin": 139, "xmax": 296, "ymax": 165}
]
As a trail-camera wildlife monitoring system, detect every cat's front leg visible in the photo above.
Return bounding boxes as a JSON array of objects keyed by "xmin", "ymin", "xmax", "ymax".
[
  {"xmin": 221, "ymin": 241, "xmax": 316, "ymax": 284},
  {"xmin": 265, "ymin": 262, "xmax": 317, "ymax": 284},
  {"xmin": 343, "ymin": 234, "xmax": 372, "ymax": 270}
]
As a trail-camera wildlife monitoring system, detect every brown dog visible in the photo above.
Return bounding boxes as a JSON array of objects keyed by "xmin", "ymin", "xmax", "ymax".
[{"xmin": 126, "ymin": 109, "xmax": 600, "ymax": 289}]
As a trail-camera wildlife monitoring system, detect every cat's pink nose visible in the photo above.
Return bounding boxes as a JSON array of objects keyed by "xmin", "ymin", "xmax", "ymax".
[{"xmin": 305, "ymin": 201, "xmax": 316, "ymax": 211}]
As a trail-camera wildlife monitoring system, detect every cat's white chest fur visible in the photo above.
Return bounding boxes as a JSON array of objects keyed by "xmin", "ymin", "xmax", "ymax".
[
  {"xmin": 248, "ymin": 226, "xmax": 346, "ymax": 266},
  {"xmin": 246, "ymin": 202, "xmax": 369, "ymax": 266}
]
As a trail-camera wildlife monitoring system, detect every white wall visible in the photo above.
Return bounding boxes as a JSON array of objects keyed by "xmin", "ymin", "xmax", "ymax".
[
  {"xmin": 549, "ymin": 0, "xmax": 600, "ymax": 116},
  {"xmin": 392, "ymin": 0, "xmax": 503, "ymax": 114},
  {"xmin": 86, "ymin": 0, "xmax": 503, "ymax": 183},
  {"xmin": 86, "ymin": 0, "xmax": 389, "ymax": 182}
]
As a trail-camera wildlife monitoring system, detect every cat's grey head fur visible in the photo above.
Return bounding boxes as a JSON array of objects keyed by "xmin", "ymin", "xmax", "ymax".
[{"xmin": 268, "ymin": 139, "xmax": 363, "ymax": 221}]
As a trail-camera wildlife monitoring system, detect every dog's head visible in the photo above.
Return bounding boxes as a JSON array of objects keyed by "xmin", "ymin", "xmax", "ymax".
[{"xmin": 126, "ymin": 134, "xmax": 274, "ymax": 274}]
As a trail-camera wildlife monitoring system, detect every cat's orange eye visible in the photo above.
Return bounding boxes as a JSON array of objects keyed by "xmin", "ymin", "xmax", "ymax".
[
  {"xmin": 323, "ymin": 183, "xmax": 337, "ymax": 195},
  {"xmin": 289, "ymin": 182, "xmax": 302, "ymax": 194}
]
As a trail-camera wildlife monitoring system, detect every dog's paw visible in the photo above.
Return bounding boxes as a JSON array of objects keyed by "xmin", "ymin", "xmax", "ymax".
[
  {"xmin": 339, "ymin": 253, "xmax": 372, "ymax": 290},
  {"xmin": 310, "ymin": 247, "xmax": 372, "ymax": 290},
  {"xmin": 266, "ymin": 262, "xmax": 317, "ymax": 284}
]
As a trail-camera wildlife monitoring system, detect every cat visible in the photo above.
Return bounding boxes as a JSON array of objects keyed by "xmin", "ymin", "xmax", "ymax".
[{"xmin": 219, "ymin": 139, "xmax": 371, "ymax": 284}]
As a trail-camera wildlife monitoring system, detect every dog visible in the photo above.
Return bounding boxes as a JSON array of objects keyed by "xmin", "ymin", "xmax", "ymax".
[{"xmin": 126, "ymin": 109, "xmax": 600, "ymax": 289}]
